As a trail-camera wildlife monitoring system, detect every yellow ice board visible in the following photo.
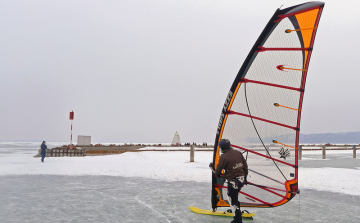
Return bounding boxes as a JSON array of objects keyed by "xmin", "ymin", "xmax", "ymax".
[{"xmin": 189, "ymin": 206, "xmax": 255, "ymax": 218}]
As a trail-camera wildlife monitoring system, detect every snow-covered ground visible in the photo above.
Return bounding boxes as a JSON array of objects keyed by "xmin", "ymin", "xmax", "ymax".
[
  {"xmin": 1, "ymin": 147, "xmax": 359, "ymax": 196},
  {"xmin": 0, "ymin": 143, "xmax": 359, "ymax": 222},
  {"xmin": 300, "ymin": 150, "xmax": 360, "ymax": 196}
]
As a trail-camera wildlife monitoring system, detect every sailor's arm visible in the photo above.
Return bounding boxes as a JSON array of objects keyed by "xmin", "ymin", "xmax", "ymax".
[{"xmin": 214, "ymin": 158, "xmax": 225, "ymax": 177}]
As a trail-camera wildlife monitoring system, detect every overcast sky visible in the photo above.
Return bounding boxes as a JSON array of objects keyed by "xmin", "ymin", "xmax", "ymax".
[{"xmin": 1, "ymin": 0, "xmax": 359, "ymax": 143}]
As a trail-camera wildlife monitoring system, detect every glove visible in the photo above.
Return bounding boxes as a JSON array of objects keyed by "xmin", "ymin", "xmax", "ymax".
[
  {"xmin": 244, "ymin": 175, "xmax": 248, "ymax": 185},
  {"xmin": 209, "ymin": 162, "xmax": 214, "ymax": 168}
]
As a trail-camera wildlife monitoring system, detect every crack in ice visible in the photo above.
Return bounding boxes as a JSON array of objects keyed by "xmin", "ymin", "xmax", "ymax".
[{"xmin": 135, "ymin": 195, "xmax": 171, "ymax": 223}]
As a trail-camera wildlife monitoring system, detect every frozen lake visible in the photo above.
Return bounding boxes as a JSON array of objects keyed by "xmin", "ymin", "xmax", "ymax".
[{"xmin": 0, "ymin": 142, "xmax": 359, "ymax": 222}]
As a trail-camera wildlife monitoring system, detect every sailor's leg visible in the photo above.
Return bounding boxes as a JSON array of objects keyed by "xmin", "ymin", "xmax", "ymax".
[
  {"xmin": 227, "ymin": 180, "xmax": 240, "ymax": 208},
  {"xmin": 227, "ymin": 180, "xmax": 242, "ymax": 223}
]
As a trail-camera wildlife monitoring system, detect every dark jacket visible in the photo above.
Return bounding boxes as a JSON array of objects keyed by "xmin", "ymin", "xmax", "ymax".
[
  {"xmin": 214, "ymin": 147, "xmax": 248, "ymax": 181},
  {"xmin": 41, "ymin": 143, "xmax": 47, "ymax": 154}
]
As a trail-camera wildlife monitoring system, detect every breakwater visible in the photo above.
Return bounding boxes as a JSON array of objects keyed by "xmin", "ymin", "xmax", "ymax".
[
  {"xmin": 34, "ymin": 147, "xmax": 85, "ymax": 157},
  {"xmin": 34, "ymin": 144, "xmax": 213, "ymax": 157},
  {"xmin": 33, "ymin": 143, "xmax": 359, "ymax": 158}
]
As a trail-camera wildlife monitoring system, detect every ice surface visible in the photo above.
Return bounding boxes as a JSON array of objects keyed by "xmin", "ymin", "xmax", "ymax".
[{"xmin": 0, "ymin": 143, "xmax": 359, "ymax": 222}]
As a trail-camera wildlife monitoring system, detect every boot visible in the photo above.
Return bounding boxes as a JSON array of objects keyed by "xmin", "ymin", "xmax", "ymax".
[{"xmin": 230, "ymin": 209, "xmax": 242, "ymax": 223}]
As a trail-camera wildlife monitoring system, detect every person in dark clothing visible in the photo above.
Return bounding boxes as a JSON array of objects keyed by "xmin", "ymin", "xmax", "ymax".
[
  {"xmin": 40, "ymin": 141, "xmax": 47, "ymax": 162},
  {"xmin": 209, "ymin": 139, "xmax": 248, "ymax": 223}
]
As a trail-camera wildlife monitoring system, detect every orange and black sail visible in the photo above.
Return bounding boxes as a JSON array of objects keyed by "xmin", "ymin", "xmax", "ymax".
[{"xmin": 212, "ymin": 2, "xmax": 324, "ymax": 210}]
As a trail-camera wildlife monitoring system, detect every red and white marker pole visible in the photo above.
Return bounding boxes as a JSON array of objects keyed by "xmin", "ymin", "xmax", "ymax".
[{"xmin": 69, "ymin": 111, "xmax": 74, "ymax": 148}]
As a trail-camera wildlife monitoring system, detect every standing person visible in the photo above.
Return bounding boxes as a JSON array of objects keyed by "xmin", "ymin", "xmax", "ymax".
[
  {"xmin": 209, "ymin": 139, "xmax": 248, "ymax": 223},
  {"xmin": 40, "ymin": 141, "xmax": 47, "ymax": 162}
]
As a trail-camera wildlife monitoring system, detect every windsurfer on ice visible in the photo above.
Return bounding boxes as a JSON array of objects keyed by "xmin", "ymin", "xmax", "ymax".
[
  {"xmin": 209, "ymin": 139, "xmax": 248, "ymax": 223},
  {"xmin": 40, "ymin": 141, "xmax": 47, "ymax": 162}
]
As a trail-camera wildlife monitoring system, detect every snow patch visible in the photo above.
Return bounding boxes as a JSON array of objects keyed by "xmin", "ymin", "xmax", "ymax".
[{"xmin": 299, "ymin": 167, "xmax": 360, "ymax": 196}]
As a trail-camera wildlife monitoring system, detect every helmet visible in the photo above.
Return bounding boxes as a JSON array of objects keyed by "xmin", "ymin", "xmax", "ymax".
[{"xmin": 219, "ymin": 139, "xmax": 231, "ymax": 152}]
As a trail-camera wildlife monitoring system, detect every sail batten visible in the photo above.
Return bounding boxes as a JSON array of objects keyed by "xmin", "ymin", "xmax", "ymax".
[
  {"xmin": 256, "ymin": 46, "xmax": 312, "ymax": 52},
  {"xmin": 211, "ymin": 2, "xmax": 324, "ymax": 210},
  {"xmin": 240, "ymin": 78, "xmax": 304, "ymax": 92},
  {"xmin": 247, "ymin": 184, "xmax": 287, "ymax": 199},
  {"xmin": 247, "ymin": 182, "xmax": 289, "ymax": 193},
  {"xmin": 231, "ymin": 145, "xmax": 297, "ymax": 168},
  {"xmin": 227, "ymin": 111, "xmax": 299, "ymax": 131}
]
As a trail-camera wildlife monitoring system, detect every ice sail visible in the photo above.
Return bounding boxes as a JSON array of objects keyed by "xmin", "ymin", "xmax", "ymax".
[
  {"xmin": 212, "ymin": 2, "xmax": 324, "ymax": 209},
  {"xmin": 171, "ymin": 131, "xmax": 181, "ymax": 145}
]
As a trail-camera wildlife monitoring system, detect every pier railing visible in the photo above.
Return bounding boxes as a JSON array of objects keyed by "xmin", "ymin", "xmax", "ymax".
[
  {"xmin": 34, "ymin": 147, "xmax": 85, "ymax": 157},
  {"xmin": 299, "ymin": 144, "xmax": 358, "ymax": 159}
]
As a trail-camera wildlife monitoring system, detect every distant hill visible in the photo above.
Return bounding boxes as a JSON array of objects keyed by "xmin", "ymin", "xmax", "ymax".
[{"xmin": 300, "ymin": 132, "xmax": 360, "ymax": 144}]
